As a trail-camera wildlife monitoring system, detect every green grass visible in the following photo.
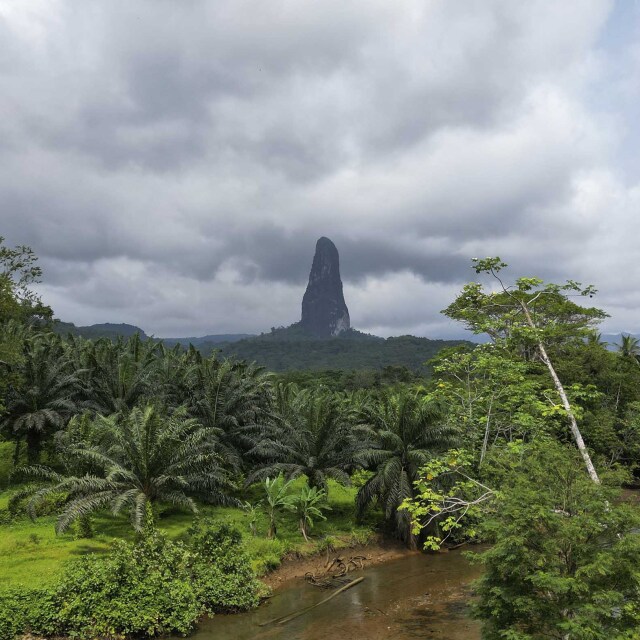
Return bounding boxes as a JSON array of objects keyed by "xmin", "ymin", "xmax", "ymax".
[{"xmin": 0, "ymin": 477, "xmax": 376, "ymax": 592}]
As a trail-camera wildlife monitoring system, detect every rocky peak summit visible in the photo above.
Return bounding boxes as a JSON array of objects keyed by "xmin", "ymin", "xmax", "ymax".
[{"xmin": 300, "ymin": 237, "xmax": 350, "ymax": 337}]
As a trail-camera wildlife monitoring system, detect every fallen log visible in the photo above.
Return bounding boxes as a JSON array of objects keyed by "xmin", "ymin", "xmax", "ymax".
[{"xmin": 258, "ymin": 576, "xmax": 365, "ymax": 627}]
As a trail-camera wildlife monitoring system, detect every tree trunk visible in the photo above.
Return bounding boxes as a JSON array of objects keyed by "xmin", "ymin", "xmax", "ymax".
[
  {"xmin": 519, "ymin": 302, "xmax": 600, "ymax": 484},
  {"xmin": 13, "ymin": 439, "xmax": 21, "ymax": 465},
  {"xmin": 535, "ymin": 341, "xmax": 600, "ymax": 484},
  {"xmin": 479, "ymin": 397, "xmax": 493, "ymax": 466},
  {"xmin": 25, "ymin": 431, "xmax": 41, "ymax": 465}
]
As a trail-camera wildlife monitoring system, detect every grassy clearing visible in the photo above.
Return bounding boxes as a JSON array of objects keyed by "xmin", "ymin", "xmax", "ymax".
[{"xmin": 0, "ymin": 476, "xmax": 376, "ymax": 591}]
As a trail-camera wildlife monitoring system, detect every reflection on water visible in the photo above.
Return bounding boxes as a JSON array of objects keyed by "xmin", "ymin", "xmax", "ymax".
[{"xmin": 184, "ymin": 548, "xmax": 483, "ymax": 640}]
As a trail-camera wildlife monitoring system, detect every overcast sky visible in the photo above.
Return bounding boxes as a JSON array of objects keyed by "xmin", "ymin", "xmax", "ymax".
[{"xmin": 1, "ymin": 1, "xmax": 639, "ymax": 338}]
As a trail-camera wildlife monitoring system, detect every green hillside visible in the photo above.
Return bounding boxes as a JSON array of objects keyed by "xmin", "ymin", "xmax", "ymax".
[
  {"xmin": 52, "ymin": 321, "xmax": 149, "ymax": 340},
  {"xmin": 51, "ymin": 320, "xmax": 471, "ymax": 373},
  {"xmin": 219, "ymin": 325, "xmax": 471, "ymax": 372}
]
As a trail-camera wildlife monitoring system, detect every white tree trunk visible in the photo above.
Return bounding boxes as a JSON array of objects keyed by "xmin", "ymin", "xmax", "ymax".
[
  {"xmin": 519, "ymin": 302, "xmax": 600, "ymax": 484},
  {"xmin": 535, "ymin": 342, "xmax": 600, "ymax": 484}
]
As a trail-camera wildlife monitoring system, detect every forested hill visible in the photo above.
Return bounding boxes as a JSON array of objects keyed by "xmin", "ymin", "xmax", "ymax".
[
  {"xmin": 52, "ymin": 320, "xmax": 471, "ymax": 372},
  {"xmin": 52, "ymin": 321, "xmax": 150, "ymax": 340},
  {"xmin": 217, "ymin": 326, "xmax": 471, "ymax": 372},
  {"xmin": 52, "ymin": 321, "xmax": 252, "ymax": 347}
]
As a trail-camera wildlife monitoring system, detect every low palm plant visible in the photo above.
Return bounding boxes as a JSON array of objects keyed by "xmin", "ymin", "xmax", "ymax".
[
  {"xmin": 293, "ymin": 484, "xmax": 330, "ymax": 541},
  {"xmin": 17, "ymin": 404, "xmax": 236, "ymax": 532},
  {"xmin": 262, "ymin": 473, "xmax": 295, "ymax": 538},
  {"xmin": 241, "ymin": 500, "xmax": 262, "ymax": 536}
]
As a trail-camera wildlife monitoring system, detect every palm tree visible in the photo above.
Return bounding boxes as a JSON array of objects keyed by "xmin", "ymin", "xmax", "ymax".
[
  {"xmin": 185, "ymin": 356, "xmax": 271, "ymax": 473},
  {"xmin": 618, "ymin": 334, "xmax": 640, "ymax": 362},
  {"xmin": 2, "ymin": 333, "xmax": 83, "ymax": 464},
  {"xmin": 19, "ymin": 404, "xmax": 236, "ymax": 532},
  {"xmin": 247, "ymin": 385, "xmax": 359, "ymax": 490},
  {"xmin": 153, "ymin": 342, "xmax": 195, "ymax": 409},
  {"xmin": 586, "ymin": 331, "xmax": 607, "ymax": 347},
  {"xmin": 81, "ymin": 335, "xmax": 159, "ymax": 414},
  {"xmin": 355, "ymin": 389, "xmax": 455, "ymax": 548}
]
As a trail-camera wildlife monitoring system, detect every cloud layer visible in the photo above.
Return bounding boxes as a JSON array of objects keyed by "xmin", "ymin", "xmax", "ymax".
[{"xmin": 1, "ymin": 0, "xmax": 639, "ymax": 337}]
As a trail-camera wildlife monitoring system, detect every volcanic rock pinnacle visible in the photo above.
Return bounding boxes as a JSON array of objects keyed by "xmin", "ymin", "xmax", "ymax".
[{"xmin": 300, "ymin": 237, "xmax": 350, "ymax": 337}]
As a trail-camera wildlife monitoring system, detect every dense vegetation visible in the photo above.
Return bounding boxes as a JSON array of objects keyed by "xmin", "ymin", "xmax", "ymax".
[
  {"xmin": 219, "ymin": 325, "xmax": 472, "ymax": 372},
  {"xmin": 2, "ymin": 240, "xmax": 640, "ymax": 639},
  {"xmin": 53, "ymin": 319, "xmax": 471, "ymax": 373}
]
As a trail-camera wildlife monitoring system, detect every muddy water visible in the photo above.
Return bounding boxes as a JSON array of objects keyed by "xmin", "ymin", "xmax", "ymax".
[{"xmin": 188, "ymin": 548, "xmax": 483, "ymax": 640}]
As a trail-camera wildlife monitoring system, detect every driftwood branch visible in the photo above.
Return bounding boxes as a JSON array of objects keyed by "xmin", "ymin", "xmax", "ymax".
[{"xmin": 259, "ymin": 577, "xmax": 365, "ymax": 627}]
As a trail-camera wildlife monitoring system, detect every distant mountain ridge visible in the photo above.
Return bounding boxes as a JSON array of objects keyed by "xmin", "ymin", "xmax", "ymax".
[
  {"xmin": 52, "ymin": 321, "xmax": 252, "ymax": 345},
  {"xmin": 53, "ymin": 321, "xmax": 150, "ymax": 340},
  {"xmin": 162, "ymin": 334, "xmax": 254, "ymax": 347}
]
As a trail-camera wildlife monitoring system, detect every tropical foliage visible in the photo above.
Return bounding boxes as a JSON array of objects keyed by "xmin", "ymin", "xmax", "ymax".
[
  {"xmin": 18, "ymin": 405, "xmax": 235, "ymax": 531},
  {"xmin": 0, "ymin": 522, "xmax": 262, "ymax": 640},
  {"xmin": 247, "ymin": 385, "xmax": 358, "ymax": 490},
  {"xmin": 355, "ymin": 389, "xmax": 455, "ymax": 547},
  {"xmin": 471, "ymin": 443, "xmax": 640, "ymax": 639},
  {"xmin": 3, "ymin": 244, "xmax": 640, "ymax": 640}
]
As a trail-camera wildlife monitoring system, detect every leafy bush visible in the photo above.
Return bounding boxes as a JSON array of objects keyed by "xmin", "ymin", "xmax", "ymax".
[
  {"xmin": 188, "ymin": 520, "xmax": 265, "ymax": 613},
  {"xmin": 53, "ymin": 529, "xmax": 200, "ymax": 639},
  {"xmin": 470, "ymin": 443, "xmax": 640, "ymax": 639},
  {"xmin": 0, "ymin": 587, "xmax": 59, "ymax": 640},
  {"xmin": 0, "ymin": 522, "xmax": 262, "ymax": 640}
]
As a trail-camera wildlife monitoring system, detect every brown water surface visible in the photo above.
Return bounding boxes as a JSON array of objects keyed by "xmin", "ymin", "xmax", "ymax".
[{"xmin": 188, "ymin": 548, "xmax": 483, "ymax": 640}]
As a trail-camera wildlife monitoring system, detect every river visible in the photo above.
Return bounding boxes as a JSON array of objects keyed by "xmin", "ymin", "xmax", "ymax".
[{"xmin": 186, "ymin": 548, "xmax": 483, "ymax": 640}]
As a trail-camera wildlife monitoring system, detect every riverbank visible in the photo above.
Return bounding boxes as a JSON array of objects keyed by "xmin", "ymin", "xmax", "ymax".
[
  {"xmin": 262, "ymin": 535, "xmax": 415, "ymax": 589},
  {"xmin": 187, "ymin": 545, "xmax": 483, "ymax": 640}
]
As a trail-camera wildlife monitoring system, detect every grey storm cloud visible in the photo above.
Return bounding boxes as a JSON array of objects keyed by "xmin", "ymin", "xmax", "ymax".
[{"xmin": 1, "ymin": 0, "xmax": 639, "ymax": 338}]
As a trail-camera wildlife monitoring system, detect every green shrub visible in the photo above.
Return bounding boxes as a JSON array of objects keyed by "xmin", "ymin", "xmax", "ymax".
[
  {"xmin": 74, "ymin": 514, "xmax": 94, "ymax": 539},
  {"xmin": 0, "ymin": 522, "xmax": 263, "ymax": 639},
  {"xmin": 52, "ymin": 529, "xmax": 201, "ymax": 639},
  {"xmin": 0, "ymin": 587, "xmax": 59, "ymax": 640},
  {"xmin": 350, "ymin": 469, "xmax": 373, "ymax": 488},
  {"xmin": 188, "ymin": 520, "xmax": 265, "ymax": 613}
]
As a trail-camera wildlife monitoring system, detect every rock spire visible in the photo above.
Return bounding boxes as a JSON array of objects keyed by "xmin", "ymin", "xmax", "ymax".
[{"xmin": 300, "ymin": 237, "xmax": 350, "ymax": 337}]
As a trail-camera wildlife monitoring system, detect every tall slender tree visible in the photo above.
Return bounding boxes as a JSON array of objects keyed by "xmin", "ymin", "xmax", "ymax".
[{"xmin": 444, "ymin": 258, "xmax": 606, "ymax": 484}]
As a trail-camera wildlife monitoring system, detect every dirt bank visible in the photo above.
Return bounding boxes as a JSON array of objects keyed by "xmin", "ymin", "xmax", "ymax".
[{"xmin": 262, "ymin": 536, "xmax": 416, "ymax": 589}]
